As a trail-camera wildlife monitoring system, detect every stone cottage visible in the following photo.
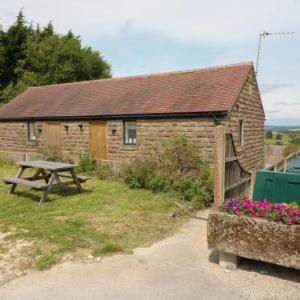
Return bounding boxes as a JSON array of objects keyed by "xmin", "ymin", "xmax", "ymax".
[{"xmin": 0, "ymin": 62, "xmax": 265, "ymax": 172}]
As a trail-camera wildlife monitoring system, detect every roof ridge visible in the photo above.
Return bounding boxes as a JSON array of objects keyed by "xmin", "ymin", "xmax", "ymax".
[{"xmin": 29, "ymin": 61, "xmax": 253, "ymax": 90}]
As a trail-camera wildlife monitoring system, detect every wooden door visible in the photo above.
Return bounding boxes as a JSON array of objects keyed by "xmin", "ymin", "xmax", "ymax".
[
  {"xmin": 46, "ymin": 122, "xmax": 62, "ymax": 151},
  {"xmin": 89, "ymin": 121, "xmax": 107, "ymax": 160}
]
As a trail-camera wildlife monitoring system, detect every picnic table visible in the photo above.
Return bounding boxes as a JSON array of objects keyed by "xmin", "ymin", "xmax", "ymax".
[{"xmin": 3, "ymin": 160, "xmax": 90, "ymax": 205}]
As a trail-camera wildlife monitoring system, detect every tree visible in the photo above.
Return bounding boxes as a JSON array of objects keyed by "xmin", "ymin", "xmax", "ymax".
[
  {"xmin": 266, "ymin": 130, "xmax": 273, "ymax": 139},
  {"xmin": 289, "ymin": 133, "xmax": 300, "ymax": 145},
  {"xmin": 275, "ymin": 133, "xmax": 282, "ymax": 140},
  {"xmin": 0, "ymin": 11, "xmax": 111, "ymax": 103}
]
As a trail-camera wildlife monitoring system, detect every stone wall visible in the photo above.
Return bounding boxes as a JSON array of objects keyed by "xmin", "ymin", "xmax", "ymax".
[
  {"xmin": 106, "ymin": 118, "xmax": 216, "ymax": 166},
  {"xmin": 226, "ymin": 69, "xmax": 265, "ymax": 172},
  {"xmin": 0, "ymin": 119, "xmax": 217, "ymax": 166},
  {"xmin": 0, "ymin": 121, "xmax": 89, "ymax": 163}
]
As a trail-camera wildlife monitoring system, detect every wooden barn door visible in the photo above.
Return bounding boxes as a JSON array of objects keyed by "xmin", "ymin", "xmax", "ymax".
[
  {"xmin": 46, "ymin": 122, "xmax": 62, "ymax": 151},
  {"xmin": 89, "ymin": 121, "xmax": 107, "ymax": 160}
]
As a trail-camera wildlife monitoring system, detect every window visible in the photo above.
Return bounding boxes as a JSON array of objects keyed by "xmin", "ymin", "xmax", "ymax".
[
  {"xmin": 238, "ymin": 119, "xmax": 244, "ymax": 146},
  {"xmin": 27, "ymin": 122, "xmax": 37, "ymax": 141},
  {"xmin": 124, "ymin": 121, "xmax": 136, "ymax": 145}
]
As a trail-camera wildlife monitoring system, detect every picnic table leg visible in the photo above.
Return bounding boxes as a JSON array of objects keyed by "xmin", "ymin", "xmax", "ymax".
[
  {"xmin": 32, "ymin": 168, "xmax": 42, "ymax": 181},
  {"xmin": 69, "ymin": 169, "xmax": 82, "ymax": 193},
  {"xmin": 39, "ymin": 172, "xmax": 56, "ymax": 205},
  {"xmin": 9, "ymin": 167, "xmax": 25, "ymax": 194}
]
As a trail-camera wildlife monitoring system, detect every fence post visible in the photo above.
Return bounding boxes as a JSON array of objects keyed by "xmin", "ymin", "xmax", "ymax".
[
  {"xmin": 214, "ymin": 125, "xmax": 225, "ymax": 208},
  {"xmin": 249, "ymin": 171, "xmax": 256, "ymax": 199},
  {"xmin": 284, "ymin": 158, "xmax": 288, "ymax": 172}
]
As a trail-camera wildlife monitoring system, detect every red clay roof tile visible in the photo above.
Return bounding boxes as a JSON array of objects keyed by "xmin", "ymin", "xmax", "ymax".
[{"xmin": 0, "ymin": 62, "xmax": 253, "ymax": 120}]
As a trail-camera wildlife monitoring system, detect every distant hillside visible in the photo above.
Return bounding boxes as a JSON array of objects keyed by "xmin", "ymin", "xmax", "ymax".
[{"xmin": 265, "ymin": 125, "xmax": 300, "ymax": 133}]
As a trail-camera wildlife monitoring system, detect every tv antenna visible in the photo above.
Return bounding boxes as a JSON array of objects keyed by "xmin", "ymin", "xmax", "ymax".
[{"xmin": 255, "ymin": 31, "xmax": 294, "ymax": 75}]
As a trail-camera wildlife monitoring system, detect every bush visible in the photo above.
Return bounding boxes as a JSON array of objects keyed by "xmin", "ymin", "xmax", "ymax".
[
  {"xmin": 276, "ymin": 133, "xmax": 282, "ymax": 140},
  {"xmin": 77, "ymin": 154, "xmax": 96, "ymax": 174},
  {"xmin": 146, "ymin": 175, "xmax": 169, "ymax": 193},
  {"xmin": 266, "ymin": 130, "xmax": 273, "ymax": 139},
  {"xmin": 122, "ymin": 136, "xmax": 213, "ymax": 208},
  {"xmin": 97, "ymin": 164, "xmax": 114, "ymax": 180},
  {"xmin": 42, "ymin": 145, "xmax": 63, "ymax": 162}
]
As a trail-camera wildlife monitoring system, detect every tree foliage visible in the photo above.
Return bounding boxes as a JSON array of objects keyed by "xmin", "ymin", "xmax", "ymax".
[
  {"xmin": 266, "ymin": 130, "xmax": 273, "ymax": 139},
  {"xmin": 0, "ymin": 10, "xmax": 111, "ymax": 103}
]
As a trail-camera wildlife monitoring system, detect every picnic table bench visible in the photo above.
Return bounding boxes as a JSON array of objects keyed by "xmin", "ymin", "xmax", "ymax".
[{"xmin": 3, "ymin": 160, "xmax": 90, "ymax": 205}]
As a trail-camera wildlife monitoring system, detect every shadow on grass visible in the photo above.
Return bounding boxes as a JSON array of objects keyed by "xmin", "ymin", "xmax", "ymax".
[{"xmin": 13, "ymin": 187, "xmax": 93, "ymax": 204}]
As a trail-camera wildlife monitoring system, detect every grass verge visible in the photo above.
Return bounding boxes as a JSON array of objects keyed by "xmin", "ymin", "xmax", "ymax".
[{"xmin": 0, "ymin": 161, "xmax": 190, "ymax": 271}]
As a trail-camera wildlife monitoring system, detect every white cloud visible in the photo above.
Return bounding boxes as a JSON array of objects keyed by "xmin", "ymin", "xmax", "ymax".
[
  {"xmin": 0, "ymin": 0, "xmax": 299, "ymax": 43},
  {"xmin": 262, "ymin": 84, "xmax": 300, "ymax": 120}
]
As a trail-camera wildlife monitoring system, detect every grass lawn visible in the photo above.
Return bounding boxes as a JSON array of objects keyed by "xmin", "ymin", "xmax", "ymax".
[
  {"xmin": 265, "ymin": 134, "xmax": 290, "ymax": 145},
  {"xmin": 0, "ymin": 161, "xmax": 190, "ymax": 272}
]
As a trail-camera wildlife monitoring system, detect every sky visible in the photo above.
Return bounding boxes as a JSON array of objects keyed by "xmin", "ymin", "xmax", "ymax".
[{"xmin": 0, "ymin": 0, "xmax": 299, "ymax": 125}]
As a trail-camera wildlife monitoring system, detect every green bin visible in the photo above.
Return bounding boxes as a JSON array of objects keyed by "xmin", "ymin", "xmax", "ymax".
[{"xmin": 253, "ymin": 170, "xmax": 300, "ymax": 204}]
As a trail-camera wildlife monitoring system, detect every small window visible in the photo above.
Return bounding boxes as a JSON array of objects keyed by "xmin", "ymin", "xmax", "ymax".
[
  {"xmin": 27, "ymin": 122, "xmax": 37, "ymax": 141},
  {"xmin": 238, "ymin": 120, "xmax": 244, "ymax": 146},
  {"xmin": 124, "ymin": 121, "xmax": 136, "ymax": 145}
]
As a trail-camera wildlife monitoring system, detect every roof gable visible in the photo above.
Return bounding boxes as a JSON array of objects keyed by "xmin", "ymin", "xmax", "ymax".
[{"xmin": 0, "ymin": 62, "xmax": 253, "ymax": 120}]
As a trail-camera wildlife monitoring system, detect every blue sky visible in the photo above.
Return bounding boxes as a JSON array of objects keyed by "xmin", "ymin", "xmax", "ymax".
[{"xmin": 1, "ymin": 0, "xmax": 299, "ymax": 125}]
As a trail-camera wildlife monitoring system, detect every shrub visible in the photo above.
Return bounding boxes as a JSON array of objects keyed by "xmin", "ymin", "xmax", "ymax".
[
  {"xmin": 122, "ymin": 156, "xmax": 156, "ymax": 189},
  {"xmin": 276, "ymin": 133, "xmax": 282, "ymax": 140},
  {"xmin": 97, "ymin": 164, "xmax": 114, "ymax": 180},
  {"xmin": 122, "ymin": 136, "xmax": 213, "ymax": 207},
  {"xmin": 42, "ymin": 145, "xmax": 63, "ymax": 161},
  {"xmin": 145, "ymin": 175, "xmax": 169, "ymax": 193},
  {"xmin": 266, "ymin": 130, "xmax": 273, "ymax": 139},
  {"xmin": 78, "ymin": 154, "xmax": 96, "ymax": 174}
]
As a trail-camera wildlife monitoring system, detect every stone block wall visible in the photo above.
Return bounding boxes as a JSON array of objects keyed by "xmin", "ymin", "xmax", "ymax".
[
  {"xmin": 106, "ymin": 118, "xmax": 216, "ymax": 167},
  {"xmin": 0, "ymin": 121, "xmax": 89, "ymax": 163},
  {"xmin": 226, "ymin": 69, "xmax": 265, "ymax": 172}
]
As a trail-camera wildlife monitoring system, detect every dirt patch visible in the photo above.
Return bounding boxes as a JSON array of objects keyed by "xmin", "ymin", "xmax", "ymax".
[{"xmin": 0, "ymin": 231, "xmax": 34, "ymax": 286}]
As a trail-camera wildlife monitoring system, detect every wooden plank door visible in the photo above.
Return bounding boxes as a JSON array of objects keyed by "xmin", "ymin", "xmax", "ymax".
[
  {"xmin": 46, "ymin": 122, "xmax": 62, "ymax": 151},
  {"xmin": 89, "ymin": 121, "xmax": 107, "ymax": 160}
]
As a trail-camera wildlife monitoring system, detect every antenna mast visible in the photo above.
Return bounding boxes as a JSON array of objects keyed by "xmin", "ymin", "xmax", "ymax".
[{"xmin": 255, "ymin": 31, "xmax": 294, "ymax": 75}]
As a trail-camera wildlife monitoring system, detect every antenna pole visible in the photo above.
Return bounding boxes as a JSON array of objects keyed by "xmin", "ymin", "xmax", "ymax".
[{"xmin": 255, "ymin": 31, "xmax": 294, "ymax": 75}]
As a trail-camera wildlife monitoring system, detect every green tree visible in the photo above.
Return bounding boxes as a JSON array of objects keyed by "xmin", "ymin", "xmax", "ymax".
[
  {"xmin": 275, "ymin": 133, "xmax": 282, "ymax": 140},
  {"xmin": 0, "ymin": 11, "xmax": 111, "ymax": 103},
  {"xmin": 289, "ymin": 133, "xmax": 300, "ymax": 145},
  {"xmin": 266, "ymin": 130, "xmax": 273, "ymax": 139}
]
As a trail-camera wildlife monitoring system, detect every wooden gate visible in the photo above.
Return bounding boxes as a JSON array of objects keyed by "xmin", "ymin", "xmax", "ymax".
[
  {"xmin": 89, "ymin": 121, "xmax": 107, "ymax": 160},
  {"xmin": 225, "ymin": 134, "xmax": 251, "ymax": 199},
  {"xmin": 214, "ymin": 125, "xmax": 251, "ymax": 207},
  {"xmin": 46, "ymin": 122, "xmax": 62, "ymax": 151}
]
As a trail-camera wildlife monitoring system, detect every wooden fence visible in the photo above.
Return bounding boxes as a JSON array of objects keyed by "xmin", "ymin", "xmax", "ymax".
[
  {"xmin": 266, "ymin": 150, "xmax": 300, "ymax": 172},
  {"xmin": 214, "ymin": 125, "xmax": 252, "ymax": 207}
]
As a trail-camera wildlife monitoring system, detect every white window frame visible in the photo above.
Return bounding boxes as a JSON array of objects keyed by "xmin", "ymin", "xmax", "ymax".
[
  {"xmin": 124, "ymin": 121, "xmax": 137, "ymax": 145},
  {"xmin": 27, "ymin": 122, "xmax": 37, "ymax": 142},
  {"xmin": 238, "ymin": 119, "xmax": 244, "ymax": 146}
]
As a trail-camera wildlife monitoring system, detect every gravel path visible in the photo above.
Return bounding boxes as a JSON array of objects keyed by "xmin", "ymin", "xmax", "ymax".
[{"xmin": 0, "ymin": 210, "xmax": 299, "ymax": 300}]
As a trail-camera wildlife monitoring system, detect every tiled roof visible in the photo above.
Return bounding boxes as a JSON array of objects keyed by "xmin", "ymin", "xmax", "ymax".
[{"xmin": 0, "ymin": 62, "xmax": 253, "ymax": 120}]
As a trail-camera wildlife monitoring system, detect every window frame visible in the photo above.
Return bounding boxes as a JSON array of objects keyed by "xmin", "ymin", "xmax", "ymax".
[
  {"xmin": 238, "ymin": 119, "xmax": 244, "ymax": 146},
  {"xmin": 123, "ymin": 120, "xmax": 137, "ymax": 145},
  {"xmin": 27, "ymin": 122, "xmax": 37, "ymax": 142}
]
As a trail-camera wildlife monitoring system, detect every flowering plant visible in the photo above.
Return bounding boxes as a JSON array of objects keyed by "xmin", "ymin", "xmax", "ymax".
[{"xmin": 224, "ymin": 199, "xmax": 300, "ymax": 225}]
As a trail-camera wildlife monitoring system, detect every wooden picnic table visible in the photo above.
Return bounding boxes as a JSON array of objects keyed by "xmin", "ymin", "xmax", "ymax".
[{"xmin": 3, "ymin": 160, "xmax": 90, "ymax": 205}]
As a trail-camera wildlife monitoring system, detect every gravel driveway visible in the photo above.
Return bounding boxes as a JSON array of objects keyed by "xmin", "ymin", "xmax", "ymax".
[{"xmin": 0, "ymin": 210, "xmax": 299, "ymax": 300}]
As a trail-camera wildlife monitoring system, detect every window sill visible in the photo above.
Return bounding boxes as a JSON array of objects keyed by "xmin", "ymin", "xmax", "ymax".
[{"xmin": 26, "ymin": 141, "xmax": 38, "ymax": 146}]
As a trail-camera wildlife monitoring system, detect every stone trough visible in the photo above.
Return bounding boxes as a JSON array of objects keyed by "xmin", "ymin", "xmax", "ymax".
[{"xmin": 207, "ymin": 210, "xmax": 300, "ymax": 270}]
